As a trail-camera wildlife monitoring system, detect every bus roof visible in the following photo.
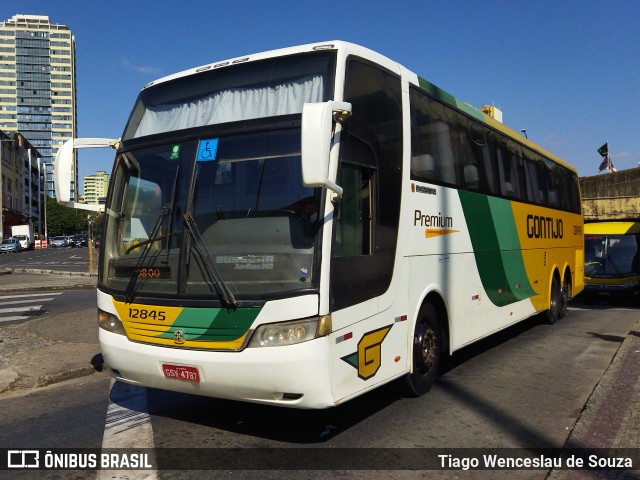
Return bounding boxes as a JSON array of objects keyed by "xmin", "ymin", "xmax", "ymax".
[
  {"xmin": 140, "ymin": 40, "xmax": 576, "ymax": 174},
  {"xmin": 585, "ymin": 222, "xmax": 640, "ymax": 235}
]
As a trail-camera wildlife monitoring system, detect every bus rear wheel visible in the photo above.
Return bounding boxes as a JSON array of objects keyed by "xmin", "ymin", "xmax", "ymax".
[
  {"xmin": 559, "ymin": 275, "xmax": 571, "ymax": 319},
  {"xmin": 545, "ymin": 276, "xmax": 560, "ymax": 325},
  {"xmin": 399, "ymin": 303, "xmax": 441, "ymax": 397}
]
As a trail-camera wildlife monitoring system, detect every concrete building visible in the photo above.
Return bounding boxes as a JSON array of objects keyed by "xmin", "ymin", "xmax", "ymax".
[
  {"xmin": 83, "ymin": 170, "xmax": 109, "ymax": 205},
  {"xmin": 0, "ymin": 129, "xmax": 45, "ymax": 239},
  {"xmin": 0, "ymin": 14, "xmax": 77, "ymax": 202},
  {"xmin": 580, "ymin": 167, "xmax": 640, "ymax": 222}
]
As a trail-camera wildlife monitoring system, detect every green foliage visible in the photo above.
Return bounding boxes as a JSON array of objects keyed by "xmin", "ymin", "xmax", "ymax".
[
  {"xmin": 87, "ymin": 210, "xmax": 104, "ymax": 238},
  {"xmin": 45, "ymin": 196, "xmax": 89, "ymax": 237}
]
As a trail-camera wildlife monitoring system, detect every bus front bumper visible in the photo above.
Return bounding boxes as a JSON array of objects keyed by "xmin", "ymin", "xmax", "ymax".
[
  {"xmin": 583, "ymin": 279, "xmax": 640, "ymax": 298},
  {"xmin": 99, "ymin": 328, "xmax": 335, "ymax": 409}
]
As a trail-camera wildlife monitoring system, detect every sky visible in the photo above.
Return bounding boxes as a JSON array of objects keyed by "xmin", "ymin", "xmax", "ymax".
[{"xmin": 3, "ymin": 0, "xmax": 640, "ymax": 190}]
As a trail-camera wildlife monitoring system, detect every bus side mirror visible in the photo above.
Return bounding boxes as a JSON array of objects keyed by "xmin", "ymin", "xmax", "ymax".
[
  {"xmin": 301, "ymin": 101, "xmax": 351, "ymax": 199},
  {"xmin": 54, "ymin": 138, "xmax": 120, "ymax": 212}
]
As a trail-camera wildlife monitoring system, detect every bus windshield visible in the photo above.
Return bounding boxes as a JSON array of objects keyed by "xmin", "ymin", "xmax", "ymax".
[
  {"xmin": 101, "ymin": 128, "xmax": 321, "ymax": 300},
  {"xmin": 122, "ymin": 52, "xmax": 334, "ymax": 140},
  {"xmin": 585, "ymin": 233, "xmax": 640, "ymax": 277}
]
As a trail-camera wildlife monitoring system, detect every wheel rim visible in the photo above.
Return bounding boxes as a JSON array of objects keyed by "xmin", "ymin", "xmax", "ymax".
[
  {"xmin": 560, "ymin": 279, "xmax": 570, "ymax": 312},
  {"xmin": 415, "ymin": 321, "xmax": 437, "ymax": 376}
]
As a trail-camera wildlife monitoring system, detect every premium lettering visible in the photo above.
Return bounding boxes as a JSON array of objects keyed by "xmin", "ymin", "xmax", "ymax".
[{"xmin": 414, "ymin": 210, "xmax": 453, "ymax": 228}]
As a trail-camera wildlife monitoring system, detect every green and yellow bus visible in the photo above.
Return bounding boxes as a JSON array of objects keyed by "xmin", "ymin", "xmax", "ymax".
[
  {"xmin": 584, "ymin": 222, "xmax": 640, "ymax": 302},
  {"xmin": 55, "ymin": 41, "xmax": 583, "ymax": 408}
]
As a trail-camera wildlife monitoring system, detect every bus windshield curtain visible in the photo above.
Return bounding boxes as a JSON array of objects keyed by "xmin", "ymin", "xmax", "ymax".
[{"xmin": 133, "ymin": 74, "xmax": 324, "ymax": 138}]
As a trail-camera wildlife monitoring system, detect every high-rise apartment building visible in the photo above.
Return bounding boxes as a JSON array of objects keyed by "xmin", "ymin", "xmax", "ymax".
[
  {"xmin": 83, "ymin": 170, "xmax": 109, "ymax": 205},
  {"xmin": 0, "ymin": 14, "xmax": 77, "ymax": 201}
]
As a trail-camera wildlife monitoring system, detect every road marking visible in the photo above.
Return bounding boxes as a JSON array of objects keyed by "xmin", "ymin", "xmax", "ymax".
[
  {"xmin": 0, "ymin": 298, "xmax": 55, "ymax": 306},
  {"xmin": 0, "ymin": 304, "xmax": 43, "ymax": 314},
  {"xmin": 2, "ymin": 315, "xmax": 47, "ymax": 322},
  {"xmin": 0, "ymin": 292, "xmax": 63, "ymax": 299},
  {"xmin": 100, "ymin": 379, "xmax": 157, "ymax": 479},
  {"xmin": 0, "ymin": 292, "xmax": 63, "ymax": 324}
]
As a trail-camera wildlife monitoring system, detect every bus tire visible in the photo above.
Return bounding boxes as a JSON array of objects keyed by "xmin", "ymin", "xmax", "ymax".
[
  {"xmin": 545, "ymin": 276, "xmax": 560, "ymax": 325},
  {"xmin": 399, "ymin": 302, "xmax": 441, "ymax": 397},
  {"xmin": 559, "ymin": 275, "xmax": 571, "ymax": 319}
]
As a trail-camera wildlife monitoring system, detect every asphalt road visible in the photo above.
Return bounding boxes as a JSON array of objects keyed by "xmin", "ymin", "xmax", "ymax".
[
  {"xmin": 0, "ymin": 300, "xmax": 637, "ymax": 479},
  {"xmin": 0, "ymin": 245, "xmax": 97, "ymax": 273}
]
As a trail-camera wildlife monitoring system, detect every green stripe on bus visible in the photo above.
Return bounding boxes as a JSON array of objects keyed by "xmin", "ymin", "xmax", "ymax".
[
  {"xmin": 458, "ymin": 191, "xmax": 535, "ymax": 306},
  {"xmin": 417, "ymin": 76, "xmax": 485, "ymax": 122},
  {"xmin": 157, "ymin": 307, "xmax": 260, "ymax": 341}
]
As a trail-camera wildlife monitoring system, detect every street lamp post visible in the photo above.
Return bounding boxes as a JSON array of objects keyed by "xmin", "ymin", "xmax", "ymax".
[
  {"xmin": 43, "ymin": 161, "xmax": 48, "ymax": 245},
  {"xmin": 87, "ymin": 215, "xmax": 94, "ymax": 273},
  {"xmin": 27, "ymin": 146, "xmax": 33, "ymax": 239},
  {"xmin": 37, "ymin": 157, "xmax": 41, "ymax": 239}
]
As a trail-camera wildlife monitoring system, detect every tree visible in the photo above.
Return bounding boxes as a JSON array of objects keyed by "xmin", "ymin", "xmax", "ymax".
[
  {"xmin": 86, "ymin": 210, "xmax": 104, "ymax": 239},
  {"xmin": 45, "ymin": 196, "xmax": 86, "ymax": 237}
]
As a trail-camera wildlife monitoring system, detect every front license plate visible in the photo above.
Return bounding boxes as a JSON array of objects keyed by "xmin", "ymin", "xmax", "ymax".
[{"xmin": 162, "ymin": 364, "xmax": 200, "ymax": 383}]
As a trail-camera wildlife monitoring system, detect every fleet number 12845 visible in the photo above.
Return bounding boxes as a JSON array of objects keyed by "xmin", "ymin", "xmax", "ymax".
[{"xmin": 128, "ymin": 308, "xmax": 166, "ymax": 321}]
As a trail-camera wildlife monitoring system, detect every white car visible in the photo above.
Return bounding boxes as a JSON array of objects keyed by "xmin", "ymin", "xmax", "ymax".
[{"xmin": 50, "ymin": 236, "xmax": 68, "ymax": 247}]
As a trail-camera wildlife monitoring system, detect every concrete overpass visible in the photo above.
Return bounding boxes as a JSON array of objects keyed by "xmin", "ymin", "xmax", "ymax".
[{"xmin": 580, "ymin": 167, "xmax": 640, "ymax": 222}]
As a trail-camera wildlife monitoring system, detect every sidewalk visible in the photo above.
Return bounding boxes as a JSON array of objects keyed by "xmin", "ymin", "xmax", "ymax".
[
  {"xmin": 0, "ymin": 268, "xmax": 102, "ymax": 396},
  {"xmin": 0, "ymin": 269, "xmax": 637, "ymax": 471},
  {"xmin": 548, "ymin": 315, "xmax": 640, "ymax": 479}
]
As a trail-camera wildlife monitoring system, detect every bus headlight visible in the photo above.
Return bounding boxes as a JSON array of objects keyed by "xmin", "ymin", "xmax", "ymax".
[
  {"xmin": 248, "ymin": 315, "xmax": 332, "ymax": 348},
  {"xmin": 98, "ymin": 309, "xmax": 126, "ymax": 336}
]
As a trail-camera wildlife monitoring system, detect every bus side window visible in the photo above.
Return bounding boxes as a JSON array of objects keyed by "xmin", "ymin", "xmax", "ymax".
[
  {"xmin": 542, "ymin": 159, "xmax": 560, "ymax": 208},
  {"xmin": 523, "ymin": 153, "xmax": 546, "ymax": 205},
  {"xmin": 496, "ymin": 138, "xmax": 525, "ymax": 200},
  {"xmin": 458, "ymin": 117, "xmax": 497, "ymax": 193},
  {"xmin": 411, "ymin": 153, "xmax": 435, "ymax": 180},
  {"xmin": 410, "ymin": 89, "xmax": 456, "ymax": 186}
]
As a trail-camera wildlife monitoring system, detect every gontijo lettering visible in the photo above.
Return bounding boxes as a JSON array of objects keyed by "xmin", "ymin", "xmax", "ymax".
[{"xmin": 526, "ymin": 214, "xmax": 564, "ymax": 239}]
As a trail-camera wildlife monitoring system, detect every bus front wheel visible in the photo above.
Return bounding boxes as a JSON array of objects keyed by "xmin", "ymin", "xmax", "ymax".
[{"xmin": 400, "ymin": 302, "xmax": 441, "ymax": 397}]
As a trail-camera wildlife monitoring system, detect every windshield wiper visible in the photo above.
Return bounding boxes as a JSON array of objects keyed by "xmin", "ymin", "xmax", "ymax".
[
  {"xmin": 124, "ymin": 165, "xmax": 180, "ymax": 304},
  {"xmin": 182, "ymin": 212, "xmax": 238, "ymax": 308},
  {"xmin": 124, "ymin": 205, "xmax": 171, "ymax": 303}
]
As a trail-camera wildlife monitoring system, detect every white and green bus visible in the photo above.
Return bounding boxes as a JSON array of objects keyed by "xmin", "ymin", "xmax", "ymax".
[{"xmin": 55, "ymin": 41, "xmax": 584, "ymax": 408}]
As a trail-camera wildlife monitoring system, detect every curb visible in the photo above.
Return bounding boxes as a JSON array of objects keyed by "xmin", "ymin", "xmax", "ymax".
[
  {"xmin": 10, "ymin": 267, "xmax": 98, "ymax": 277},
  {"xmin": 0, "ymin": 269, "xmax": 102, "ymax": 398},
  {"xmin": 0, "ymin": 268, "xmax": 98, "ymax": 292},
  {"xmin": 36, "ymin": 365, "xmax": 104, "ymax": 388}
]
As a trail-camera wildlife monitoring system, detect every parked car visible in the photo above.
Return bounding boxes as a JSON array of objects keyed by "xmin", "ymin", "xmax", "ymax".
[
  {"xmin": 93, "ymin": 236, "xmax": 101, "ymax": 248},
  {"xmin": 72, "ymin": 234, "xmax": 88, "ymax": 247},
  {"xmin": 0, "ymin": 238, "xmax": 22, "ymax": 253},
  {"xmin": 50, "ymin": 236, "xmax": 68, "ymax": 248}
]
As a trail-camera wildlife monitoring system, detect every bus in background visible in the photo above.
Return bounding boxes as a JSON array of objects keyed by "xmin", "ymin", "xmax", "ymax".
[
  {"xmin": 583, "ymin": 222, "xmax": 640, "ymax": 303},
  {"xmin": 54, "ymin": 41, "xmax": 583, "ymax": 408}
]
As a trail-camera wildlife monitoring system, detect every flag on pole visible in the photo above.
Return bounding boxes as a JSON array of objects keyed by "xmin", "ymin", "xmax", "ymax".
[
  {"xmin": 598, "ymin": 156, "xmax": 609, "ymax": 171},
  {"xmin": 597, "ymin": 142, "xmax": 608, "ymax": 158},
  {"xmin": 597, "ymin": 142, "xmax": 615, "ymax": 172}
]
